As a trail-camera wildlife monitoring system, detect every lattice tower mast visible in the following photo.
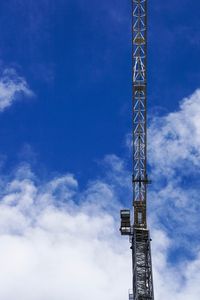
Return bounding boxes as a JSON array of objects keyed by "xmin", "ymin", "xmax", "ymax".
[{"xmin": 120, "ymin": 1, "xmax": 154, "ymax": 299}]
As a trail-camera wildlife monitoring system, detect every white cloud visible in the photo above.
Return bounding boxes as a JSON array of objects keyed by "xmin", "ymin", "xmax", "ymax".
[
  {"xmin": 147, "ymin": 89, "xmax": 200, "ymax": 299},
  {"xmin": 148, "ymin": 89, "xmax": 200, "ymax": 248},
  {"xmin": 0, "ymin": 155, "xmax": 197, "ymax": 300},
  {"xmin": 0, "ymin": 68, "xmax": 33, "ymax": 111},
  {"xmin": 0, "ymin": 90, "xmax": 199, "ymax": 299},
  {"xmin": 149, "ymin": 89, "xmax": 200, "ymax": 176},
  {"xmin": 152, "ymin": 229, "xmax": 200, "ymax": 300},
  {"xmin": 0, "ymin": 162, "xmax": 131, "ymax": 300}
]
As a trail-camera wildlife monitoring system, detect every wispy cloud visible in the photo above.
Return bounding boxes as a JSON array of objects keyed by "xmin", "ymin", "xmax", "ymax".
[{"xmin": 0, "ymin": 68, "xmax": 33, "ymax": 112}]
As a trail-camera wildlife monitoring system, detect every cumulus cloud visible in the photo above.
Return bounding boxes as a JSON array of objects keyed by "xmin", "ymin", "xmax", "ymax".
[
  {"xmin": 152, "ymin": 229, "xmax": 200, "ymax": 300},
  {"xmin": 0, "ymin": 161, "xmax": 131, "ymax": 300},
  {"xmin": 0, "ymin": 157, "xmax": 199, "ymax": 300},
  {"xmin": 0, "ymin": 68, "xmax": 33, "ymax": 111},
  {"xmin": 0, "ymin": 160, "xmax": 196, "ymax": 299},
  {"xmin": 0, "ymin": 90, "xmax": 199, "ymax": 299},
  {"xmin": 149, "ymin": 89, "xmax": 200, "ymax": 176},
  {"xmin": 128, "ymin": 89, "xmax": 200, "ymax": 299},
  {"xmin": 148, "ymin": 89, "xmax": 200, "ymax": 251}
]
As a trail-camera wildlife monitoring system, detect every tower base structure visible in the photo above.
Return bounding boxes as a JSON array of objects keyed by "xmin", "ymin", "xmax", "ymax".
[{"xmin": 132, "ymin": 228, "xmax": 154, "ymax": 300}]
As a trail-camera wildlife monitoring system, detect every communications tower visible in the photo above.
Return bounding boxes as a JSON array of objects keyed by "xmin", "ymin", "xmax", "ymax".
[{"xmin": 120, "ymin": 1, "xmax": 154, "ymax": 299}]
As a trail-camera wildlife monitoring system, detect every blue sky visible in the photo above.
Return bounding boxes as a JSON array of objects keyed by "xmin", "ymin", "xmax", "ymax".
[
  {"xmin": 0, "ymin": 0, "xmax": 200, "ymax": 299},
  {"xmin": 0, "ymin": 0, "xmax": 199, "ymax": 181},
  {"xmin": 0, "ymin": 0, "xmax": 131, "ymax": 180}
]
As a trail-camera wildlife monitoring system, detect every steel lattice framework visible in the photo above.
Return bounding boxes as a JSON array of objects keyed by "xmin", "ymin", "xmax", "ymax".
[
  {"xmin": 120, "ymin": 1, "xmax": 154, "ymax": 300},
  {"xmin": 132, "ymin": 0, "xmax": 147, "ymax": 206}
]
